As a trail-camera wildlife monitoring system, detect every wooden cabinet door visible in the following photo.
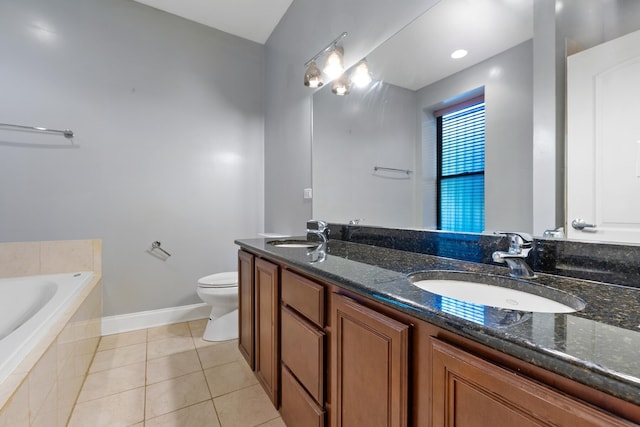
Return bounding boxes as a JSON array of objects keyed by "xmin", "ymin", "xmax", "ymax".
[
  {"xmin": 431, "ymin": 338, "xmax": 632, "ymax": 427},
  {"xmin": 255, "ymin": 257, "xmax": 280, "ymax": 406},
  {"xmin": 331, "ymin": 293, "xmax": 409, "ymax": 427},
  {"xmin": 238, "ymin": 250, "xmax": 254, "ymax": 368}
]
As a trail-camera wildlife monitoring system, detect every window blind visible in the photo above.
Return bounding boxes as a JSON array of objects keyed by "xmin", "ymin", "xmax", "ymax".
[
  {"xmin": 439, "ymin": 297, "xmax": 486, "ymax": 325},
  {"xmin": 437, "ymin": 101, "xmax": 485, "ymax": 233}
]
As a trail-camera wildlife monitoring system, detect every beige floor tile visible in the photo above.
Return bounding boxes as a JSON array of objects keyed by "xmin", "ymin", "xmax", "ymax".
[
  {"xmin": 147, "ymin": 335, "xmax": 196, "ymax": 360},
  {"xmin": 257, "ymin": 417, "xmax": 287, "ymax": 427},
  {"xmin": 193, "ymin": 335, "xmax": 220, "ymax": 349},
  {"xmin": 145, "ymin": 400, "xmax": 220, "ymax": 427},
  {"xmin": 89, "ymin": 342, "xmax": 147, "ymax": 373},
  {"xmin": 188, "ymin": 318, "xmax": 207, "ymax": 337},
  {"xmin": 204, "ymin": 360, "xmax": 258, "ymax": 397},
  {"xmin": 214, "ymin": 384, "xmax": 279, "ymax": 427},
  {"xmin": 78, "ymin": 361, "xmax": 146, "ymax": 402},
  {"xmin": 197, "ymin": 340, "xmax": 242, "ymax": 369},
  {"xmin": 148, "ymin": 322, "xmax": 192, "ymax": 341},
  {"xmin": 68, "ymin": 387, "xmax": 145, "ymax": 427},
  {"xmin": 98, "ymin": 329, "xmax": 147, "ymax": 351},
  {"xmin": 145, "ymin": 371, "xmax": 211, "ymax": 419},
  {"xmin": 147, "ymin": 349, "xmax": 202, "ymax": 385},
  {"xmin": 69, "ymin": 324, "xmax": 283, "ymax": 426}
]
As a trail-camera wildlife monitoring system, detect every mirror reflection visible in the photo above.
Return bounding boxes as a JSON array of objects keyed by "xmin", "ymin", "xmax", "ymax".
[{"xmin": 312, "ymin": 0, "xmax": 640, "ymax": 242}]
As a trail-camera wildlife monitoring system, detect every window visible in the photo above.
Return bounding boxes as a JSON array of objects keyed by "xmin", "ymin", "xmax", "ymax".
[{"xmin": 436, "ymin": 97, "xmax": 485, "ymax": 232}]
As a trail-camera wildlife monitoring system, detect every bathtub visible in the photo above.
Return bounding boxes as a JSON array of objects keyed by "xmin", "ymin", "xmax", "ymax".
[{"xmin": 0, "ymin": 271, "xmax": 94, "ymax": 384}]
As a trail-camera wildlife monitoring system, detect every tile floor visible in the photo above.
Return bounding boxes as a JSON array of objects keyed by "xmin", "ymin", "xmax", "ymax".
[{"xmin": 67, "ymin": 320, "xmax": 285, "ymax": 427}]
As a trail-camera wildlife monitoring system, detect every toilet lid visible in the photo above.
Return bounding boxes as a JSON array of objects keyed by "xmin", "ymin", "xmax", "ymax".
[{"xmin": 198, "ymin": 271, "xmax": 238, "ymax": 288}]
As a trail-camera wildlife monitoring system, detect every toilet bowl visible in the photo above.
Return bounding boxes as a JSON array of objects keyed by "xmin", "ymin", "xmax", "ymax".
[{"xmin": 196, "ymin": 271, "xmax": 238, "ymax": 342}]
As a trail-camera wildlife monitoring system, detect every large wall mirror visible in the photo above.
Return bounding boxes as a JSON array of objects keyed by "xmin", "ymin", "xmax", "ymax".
[{"xmin": 312, "ymin": 0, "xmax": 640, "ymax": 243}]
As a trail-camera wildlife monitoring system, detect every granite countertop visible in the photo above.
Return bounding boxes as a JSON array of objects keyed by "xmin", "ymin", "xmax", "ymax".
[{"xmin": 236, "ymin": 237, "xmax": 640, "ymax": 407}]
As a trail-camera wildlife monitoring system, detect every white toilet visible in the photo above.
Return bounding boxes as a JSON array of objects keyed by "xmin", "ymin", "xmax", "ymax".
[{"xmin": 196, "ymin": 271, "xmax": 238, "ymax": 342}]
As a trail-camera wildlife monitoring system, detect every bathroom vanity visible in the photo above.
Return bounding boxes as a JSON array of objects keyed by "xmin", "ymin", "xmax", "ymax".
[{"xmin": 235, "ymin": 234, "xmax": 640, "ymax": 426}]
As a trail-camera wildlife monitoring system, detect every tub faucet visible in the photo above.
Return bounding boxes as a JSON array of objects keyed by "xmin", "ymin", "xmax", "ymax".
[
  {"xmin": 306, "ymin": 220, "xmax": 329, "ymax": 245},
  {"xmin": 492, "ymin": 232, "xmax": 536, "ymax": 279}
]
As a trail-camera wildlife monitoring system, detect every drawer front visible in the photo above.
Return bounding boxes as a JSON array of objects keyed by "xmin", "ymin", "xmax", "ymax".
[
  {"xmin": 281, "ymin": 365, "xmax": 325, "ymax": 427},
  {"xmin": 281, "ymin": 306, "xmax": 325, "ymax": 403},
  {"xmin": 281, "ymin": 269, "xmax": 325, "ymax": 327}
]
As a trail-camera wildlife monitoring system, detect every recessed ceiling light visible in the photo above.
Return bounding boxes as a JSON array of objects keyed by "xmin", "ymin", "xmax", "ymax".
[{"xmin": 451, "ymin": 49, "xmax": 468, "ymax": 59}]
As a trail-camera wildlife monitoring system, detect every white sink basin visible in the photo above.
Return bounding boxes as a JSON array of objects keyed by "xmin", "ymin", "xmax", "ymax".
[{"xmin": 409, "ymin": 271, "xmax": 585, "ymax": 314}]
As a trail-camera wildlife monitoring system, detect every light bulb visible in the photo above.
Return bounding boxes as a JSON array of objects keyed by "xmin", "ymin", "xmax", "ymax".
[
  {"xmin": 304, "ymin": 61, "xmax": 324, "ymax": 88},
  {"xmin": 331, "ymin": 73, "xmax": 351, "ymax": 96},
  {"xmin": 323, "ymin": 46, "xmax": 344, "ymax": 79},
  {"xmin": 351, "ymin": 60, "xmax": 372, "ymax": 88}
]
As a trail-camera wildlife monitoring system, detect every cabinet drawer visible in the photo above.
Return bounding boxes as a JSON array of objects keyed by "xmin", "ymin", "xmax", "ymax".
[
  {"xmin": 280, "ymin": 365, "xmax": 325, "ymax": 427},
  {"xmin": 281, "ymin": 306, "xmax": 325, "ymax": 403},
  {"xmin": 281, "ymin": 269, "xmax": 325, "ymax": 327}
]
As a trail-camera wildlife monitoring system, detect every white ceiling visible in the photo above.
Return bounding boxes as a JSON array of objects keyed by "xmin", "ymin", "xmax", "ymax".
[
  {"xmin": 133, "ymin": 0, "xmax": 533, "ymax": 89},
  {"xmin": 133, "ymin": 0, "xmax": 294, "ymax": 44},
  {"xmin": 367, "ymin": 0, "xmax": 534, "ymax": 90}
]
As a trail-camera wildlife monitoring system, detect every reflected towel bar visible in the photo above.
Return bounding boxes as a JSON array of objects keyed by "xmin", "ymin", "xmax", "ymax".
[
  {"xmin": 0, "ymin": 123, "xmax": 74, "ymax": 138},
  {"xmin": 374, "ymin": 166, "xmax": 413, "ymax": 175}
]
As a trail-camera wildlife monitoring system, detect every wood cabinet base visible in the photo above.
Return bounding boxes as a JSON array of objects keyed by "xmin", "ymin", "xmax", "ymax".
[{"xmin": 431, "ymin": 338, "xmax": 633, "ymax": 427}]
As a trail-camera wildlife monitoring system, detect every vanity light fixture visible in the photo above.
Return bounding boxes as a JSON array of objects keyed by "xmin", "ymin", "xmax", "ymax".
[
  {"xmin": 303, "ymin": 32, "xmax": 348, "ymax": 88},
  {"xmin": 332, "ymin": 73, "xmax": 351, "ymax": 96}
]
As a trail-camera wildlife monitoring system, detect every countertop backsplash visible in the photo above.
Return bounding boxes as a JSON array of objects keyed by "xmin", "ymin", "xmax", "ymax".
[{"xmin": 326, "ymin": 224, "xmax": 640, "ymax": 289}]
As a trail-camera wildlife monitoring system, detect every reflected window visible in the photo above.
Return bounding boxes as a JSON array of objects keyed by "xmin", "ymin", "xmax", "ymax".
[
  {"xmin": 436, "ymin": 96, "xmax": 485, "ymax": 232},
  {"xmin": 439, "ymin": 296, "xmax": 485, "ymax": 325}
]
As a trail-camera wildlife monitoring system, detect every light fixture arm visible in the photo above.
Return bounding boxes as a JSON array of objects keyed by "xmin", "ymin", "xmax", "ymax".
[{"xmin": 304, "ymin": 32, "xmax": 348, "ymax": 67}]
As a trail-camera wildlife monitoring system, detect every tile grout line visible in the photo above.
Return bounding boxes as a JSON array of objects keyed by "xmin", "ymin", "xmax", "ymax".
[
  {"xmin": 190, "ymin": 323, "xmax": 226, "ymax": 426},
  {"xmin": 143, "ymin": 327, "xmax": 148, "ymax": 426},
  {"xmin": 66, "ymin": 335, "xmax": 103, "ymax": 425}
]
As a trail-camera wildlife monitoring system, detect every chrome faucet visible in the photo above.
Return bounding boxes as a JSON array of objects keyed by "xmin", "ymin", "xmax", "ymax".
[
  {"xmin": 306, "ymin": 220, "xmax": 329, "ymax": 245},
  {"xmin": 306, "ymin": 220, "xmax": 328, "ymax": 263},
  {"xmin": 492, "ymin": 232, "xmax": 536, "ymax": 279}
]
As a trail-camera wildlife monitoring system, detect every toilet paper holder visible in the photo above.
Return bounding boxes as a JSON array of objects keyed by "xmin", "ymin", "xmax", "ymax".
[{"xmin": 151, "ymin": 241, "xmax": 171, "ymax": 257}]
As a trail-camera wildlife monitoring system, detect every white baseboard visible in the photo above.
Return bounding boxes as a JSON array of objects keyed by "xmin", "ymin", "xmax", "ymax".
[{"xmin": 101, "ymin": 303, "xmax": 211, "ymax": 336}]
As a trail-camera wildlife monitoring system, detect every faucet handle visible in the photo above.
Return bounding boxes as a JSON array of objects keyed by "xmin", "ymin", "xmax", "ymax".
[
  {"xmin": 494, "ymin": 231, "xmax": 533, "ymax": 255},
  {"xmin": 495, "ymin": 231, "xmax": 532, "ymax": 242},
  {"xmin": 306, "ymin": 219, "xmax": 328, "ymax": 232}
]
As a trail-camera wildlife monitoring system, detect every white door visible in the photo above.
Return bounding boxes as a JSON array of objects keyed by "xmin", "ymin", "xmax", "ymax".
[{"xmin": 567, "ymin": 29, "xmax": 640, "ymax": 243}]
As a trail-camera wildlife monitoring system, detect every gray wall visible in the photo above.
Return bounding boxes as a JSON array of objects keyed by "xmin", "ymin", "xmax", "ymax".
[
  {"xmin": 264, "ymin": 0, "xmax": 441, "ymax": 235},
  {"xmin": 313, "ymin": 83, "xmax": 419, "ymax": 227},
  {"xmin": 0, "ymin": 0, "xmax": 265, "ymax": 316},
  {"xmin": 418, "ymin": 41, "xmax": 534, "ymax": 232}
]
